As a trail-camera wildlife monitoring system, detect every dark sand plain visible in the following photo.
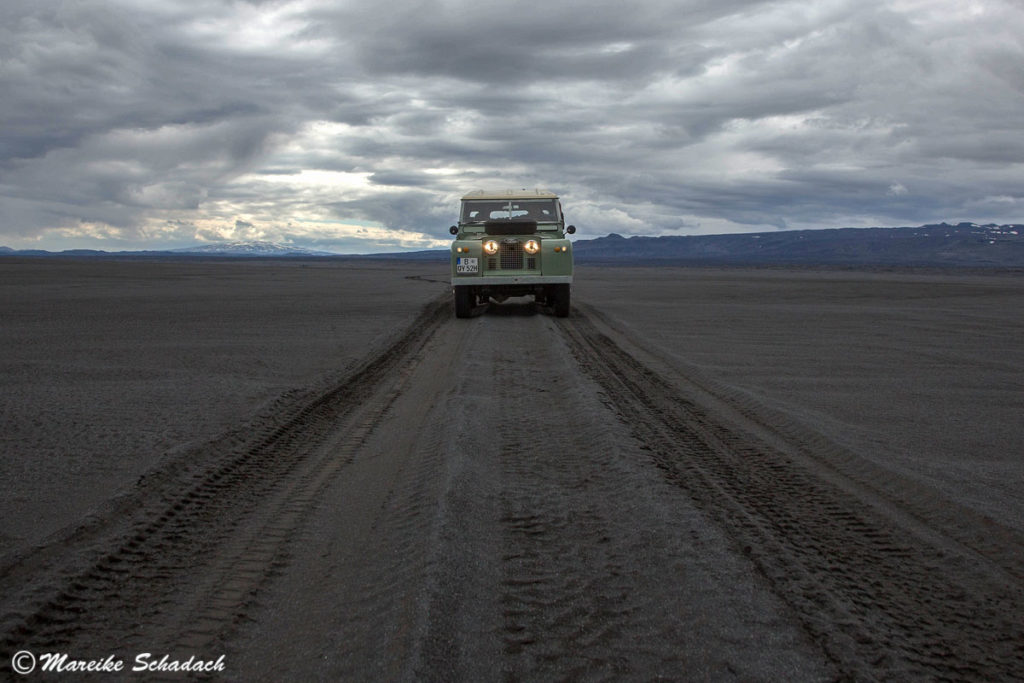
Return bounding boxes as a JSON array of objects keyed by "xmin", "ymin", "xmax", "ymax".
[
  {"xmin": 0, "ymin": 259, "xmax": 441, "ymax": 561},
  {"xmin": 574, "ymin": 266, "xmax": 1024, "ymax": 532},
  {"xmin": 1, "ymin": 259, "xmax": 1022, "ymax": 680}
]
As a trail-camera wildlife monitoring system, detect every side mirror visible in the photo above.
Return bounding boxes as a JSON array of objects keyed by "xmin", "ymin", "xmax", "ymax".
[
  {"xmin": 449, "ymin": 225, "xmax": 458, "ymax": 235},
  {"xmin": 566, "ymin": 225, "xmax": 576, "ymax": 235}
]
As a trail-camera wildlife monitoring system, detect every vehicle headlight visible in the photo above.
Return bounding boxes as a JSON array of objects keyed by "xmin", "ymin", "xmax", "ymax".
[
  {"xmin": 524, "ymin": 239, "xmax": 540, "ymax": 254},
  {"xmin": 483, "ymin": 240, "xmax": 499, "ymax": 255}
]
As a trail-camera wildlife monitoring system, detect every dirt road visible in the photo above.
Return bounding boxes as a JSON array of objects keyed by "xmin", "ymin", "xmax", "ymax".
[{"xmin": 2, "ymin": 292, "xmax": 1022, "ymax": 680}]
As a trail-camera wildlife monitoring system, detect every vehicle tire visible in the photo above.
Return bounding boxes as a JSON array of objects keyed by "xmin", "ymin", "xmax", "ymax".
[
  {"xmin": 551, "ymin": 284, "xmax": 570, "ymax": 318},
  {"xmin": 454, "ymin": 286, "xmax": 474, "ymax": 318}
]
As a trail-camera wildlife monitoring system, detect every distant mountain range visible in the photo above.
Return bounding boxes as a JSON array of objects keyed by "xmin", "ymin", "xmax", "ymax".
[
  {"xmin": 0, "ymin": 241, "xmax": 335, "ymax": 258},
  {"xmin": 573, "ymin": 222, "xmax": 1024, "ymax": 267},
  {"xmin": 2, "ymin": 223, "xmax": 1023, "ymax": 267}
]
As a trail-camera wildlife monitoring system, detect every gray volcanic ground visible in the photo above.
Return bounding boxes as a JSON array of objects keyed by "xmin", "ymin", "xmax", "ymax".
[
  {"xmin": 1, "ymin": 260, "xmax": 1022, "ymax": 680},
  {"xmin": 0, "ymin": 260, "xmax": 441, "ymax": 553}
]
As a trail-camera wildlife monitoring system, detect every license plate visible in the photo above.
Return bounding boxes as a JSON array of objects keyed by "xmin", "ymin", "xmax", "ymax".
[{"xmin": 456, "ymin": 257, "xmax": 478, "ymax": 273}]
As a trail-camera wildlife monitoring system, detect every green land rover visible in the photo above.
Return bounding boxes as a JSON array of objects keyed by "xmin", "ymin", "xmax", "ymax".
[{"xmin": 449, "ymin": 189, "xmax": 575, "ymax": 318}]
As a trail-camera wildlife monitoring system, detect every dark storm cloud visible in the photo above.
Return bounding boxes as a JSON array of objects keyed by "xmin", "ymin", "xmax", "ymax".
[
  {"xmin": 368, "ymin": 170, "xmax": 437, "ymax": 187},
  {"xmin": 2, "ymin": 3, "xmax": 274, "ymax": 161},
  {"xmin": 1, "ymin": 0, "xmax": 1023, "ymax": 250},
  {"xmin": 327, "ymin": 189, "xmax": 451, "ymax": 233},
  {"xmin": 326, "ymin": 0, "xmax": 743, "ymax": 84}
]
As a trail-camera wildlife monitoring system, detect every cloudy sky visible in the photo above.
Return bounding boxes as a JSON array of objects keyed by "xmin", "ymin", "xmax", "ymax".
[{"xmin": 2, "ymin": 0, "xmax": 1023, "ymax": 252}]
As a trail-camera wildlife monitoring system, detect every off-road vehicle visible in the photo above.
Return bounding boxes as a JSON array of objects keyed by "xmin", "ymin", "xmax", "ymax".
[{"xmin": 449, "ymin": 189, "xmax": 575, "ymax": 317}]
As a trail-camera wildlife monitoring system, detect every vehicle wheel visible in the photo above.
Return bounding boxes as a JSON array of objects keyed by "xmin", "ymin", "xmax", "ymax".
[
  {"xmin": 551, "ymin": 284, "xmax": 570, "ymax": 318},
  {"xmin": 454, "ymin": 286, "xmax": 474, "ymax": 318}
]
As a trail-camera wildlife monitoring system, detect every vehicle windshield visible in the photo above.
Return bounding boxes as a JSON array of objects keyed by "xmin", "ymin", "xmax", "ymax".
[{"xmin": 461, "ymin": 199, "xmax": 559, "ymax": 224}]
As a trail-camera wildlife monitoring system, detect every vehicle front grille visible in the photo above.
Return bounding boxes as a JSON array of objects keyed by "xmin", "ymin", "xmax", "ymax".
[{"xmin": 499, "ymin": 241, "xmax": 523, "ymax": 270}]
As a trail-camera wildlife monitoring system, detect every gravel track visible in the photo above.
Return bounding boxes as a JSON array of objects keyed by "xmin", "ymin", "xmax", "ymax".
[{"xmin": 2, "ymin": 290, "xmax": 1021, "ymax": 680}]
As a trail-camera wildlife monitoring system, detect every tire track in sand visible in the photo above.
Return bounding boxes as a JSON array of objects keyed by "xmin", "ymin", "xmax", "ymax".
[
  {"xmin": 559, "ymin": 306, "xmax": 1024, "ymax": 681},
  {"xmin": 0, "ymin": 295, "xmax": 449, "ymax": 664},
  {"xmin": 452, "ymin": 307, "xmax": 829, "ymax": 680}
]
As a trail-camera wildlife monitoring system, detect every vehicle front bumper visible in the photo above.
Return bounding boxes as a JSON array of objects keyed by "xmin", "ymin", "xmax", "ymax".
[{"xmin": 451, "ymin": 275, "xmax": 573, "ymax": 286}]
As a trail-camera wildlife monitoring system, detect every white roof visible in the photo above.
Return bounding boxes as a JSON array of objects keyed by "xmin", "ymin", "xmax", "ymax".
[{"xmin": 461, "ymin": 189, "xmax": 559, "ymax": 200}]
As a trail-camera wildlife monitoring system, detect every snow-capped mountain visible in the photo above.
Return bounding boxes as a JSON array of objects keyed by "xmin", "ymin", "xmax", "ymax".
[{"xmin": 172, "ymin": 241, "xmax": 336, "ymax": 256}]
